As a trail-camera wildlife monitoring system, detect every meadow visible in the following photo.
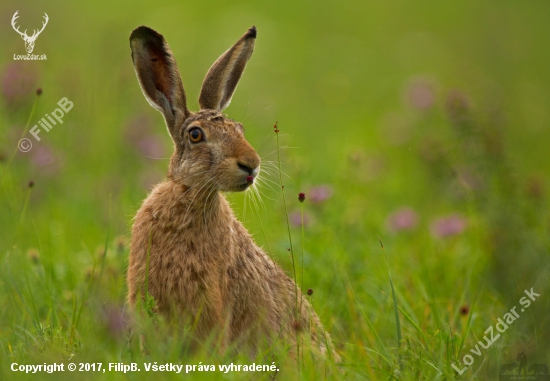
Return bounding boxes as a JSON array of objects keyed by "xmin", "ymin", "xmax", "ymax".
[{"xmin": 1, "ymin": 0, "xmax": 549, "ymax": 379}]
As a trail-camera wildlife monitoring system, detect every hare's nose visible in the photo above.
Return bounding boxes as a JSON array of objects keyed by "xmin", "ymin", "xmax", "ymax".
[{"xmin": 237, "ymin": 162, "xmax": 257, "ymax": 175}]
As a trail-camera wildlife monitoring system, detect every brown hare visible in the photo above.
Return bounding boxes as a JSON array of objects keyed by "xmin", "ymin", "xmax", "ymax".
[{"xmin": 127, "ymin": 25, "xmax": 338, "ymax": 360}]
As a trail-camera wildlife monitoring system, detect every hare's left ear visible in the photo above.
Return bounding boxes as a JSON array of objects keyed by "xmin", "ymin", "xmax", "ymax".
[
  {"xmin": 199, "ymin": 26, "xmax": 256, "ymax": 111},
  {"xmin": 130, "ymin": 26, "xmax": 190, "ymax": 143}
]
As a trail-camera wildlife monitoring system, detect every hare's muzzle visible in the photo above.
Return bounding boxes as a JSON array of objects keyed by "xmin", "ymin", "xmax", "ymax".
[{"xmin": 234, "ymin": 156, "xmax": 260, "ymax": 190}]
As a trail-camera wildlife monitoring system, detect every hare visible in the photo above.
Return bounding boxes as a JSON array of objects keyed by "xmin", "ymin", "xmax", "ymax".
[{"xmin": 127, "ymin": 25, "xmax": 338, "ymax": 360}]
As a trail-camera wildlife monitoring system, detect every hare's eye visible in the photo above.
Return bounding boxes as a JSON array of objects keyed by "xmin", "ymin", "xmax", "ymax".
[{"xmin": 189, "ymin": 127, "xmax": 203, "ymax": 143}]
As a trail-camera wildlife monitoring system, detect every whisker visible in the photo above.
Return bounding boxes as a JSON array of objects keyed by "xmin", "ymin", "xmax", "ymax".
[
  {"xmin": 255, "ymin": 133, "xmax": 277, "ymax": 156},
  {"xmin": 254, "ymin": 176, "xmax": 278, "ymax": 194},
  {"xmin": 242, "ymin": 105, "xmax": 272, "ymax": 124},
  {"xmin": 243, "ymin": 190, "xmax": 248, "ymax": 222},
  {"xmin": 182, "ymin": 176, "xmax": 217, "ymax": 222},
  {"xmin": 255, "ymin": 175, "xmax": 282, "ymax": 188},
  {"xmin": 259, "ymin": 146, "xmax": 296, "ymax": 159},
  {"xmin": 262, "ymin": 165, "xmax": 292, "ymax": 180},
  {"xmin": 248, "ymin": 186, "xmax": 260, "ymax": 214},
  {"xmin": 252, "ymin": 183, "xmax": 266, "ymax": 211},
  {"xmin": 240, "ymin": 93, "xmax": 252, "ymax": 121},
  {"xmin": 203, "ymin": 185, "xmax": 219, "ymax": 224},
  {"xmin": 143, "ymin": 156, "xmax": 172, "ymax": 160}
]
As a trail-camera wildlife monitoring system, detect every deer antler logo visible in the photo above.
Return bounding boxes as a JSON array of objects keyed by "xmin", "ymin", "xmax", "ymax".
[{"xmin": 11, "ymin": 11, "xmax": 49, "ymax": 54}]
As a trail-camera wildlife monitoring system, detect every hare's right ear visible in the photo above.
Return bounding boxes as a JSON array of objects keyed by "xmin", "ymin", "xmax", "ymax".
[
  {"xmin": 199, "ymin": 27, "xmax": 257, "ymax": 111},
  {"xmin": 130, "ymin": 26, "xmax": 190, "ymax": 142}
]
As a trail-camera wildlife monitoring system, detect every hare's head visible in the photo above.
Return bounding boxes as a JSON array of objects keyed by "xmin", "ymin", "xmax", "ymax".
[{"xmin": 130, "ymin": 26, "xmax": 260, "ymax": 192}]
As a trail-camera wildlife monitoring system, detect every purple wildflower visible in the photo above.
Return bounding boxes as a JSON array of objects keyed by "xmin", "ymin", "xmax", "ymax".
[
  {"xmin": 309, "ymin": 185, "xmax": 333, "ymax": 204},
  {"xmin": 125, "ymin": 114, "xmax": 166, "ymax": 158},
  {"xmin": 407, "ymin": 79, "xmax": 435, "ymax": 110},
  {"xmin": 290, "ymin": 210, "xmax": 311, "ymax": 227},
  {"xmin": 430, "ymin": 214, "xmax": 467, "ymax": 238},
  {"xmin": 139, "ymin": 169, "xmax": 164, "ymax": 190},
  {"xmin": 31, "ymin": 146, "xmax": 54, "ymax": 167},
  {"xmin": 386, "ymin": 207, "xmax": 419, "ymax": 232},
  {"xmin": 1, "ymin": 63, "xmax": 38, "ymax": 108},
  {"xmin": 101, "ymin": 305, "xmax": 130, "ymax": 339},
  {"xmin": 136, "ymin": 136, "xmax": 164, "ymax": 158},
  {"xmin": 30, "ymin": 145, "xmax": 60, "ymax": 175}
]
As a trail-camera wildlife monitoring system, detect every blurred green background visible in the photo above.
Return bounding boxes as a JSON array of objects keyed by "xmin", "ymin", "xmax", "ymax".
[{"xmin": 1, "ymin": 0, "xmax": 549, "ymax": 379}]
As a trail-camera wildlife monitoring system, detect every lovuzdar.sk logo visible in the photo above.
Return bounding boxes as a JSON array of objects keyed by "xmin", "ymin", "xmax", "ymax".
[{"xmin": 11, "ymin": 10, "xmax": 48, "ymax": 61}]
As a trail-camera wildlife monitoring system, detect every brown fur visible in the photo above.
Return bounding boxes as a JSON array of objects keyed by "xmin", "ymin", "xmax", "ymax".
[{"xmin": 127, "ymin": 26, "xmax": 338, "ymax": 360}]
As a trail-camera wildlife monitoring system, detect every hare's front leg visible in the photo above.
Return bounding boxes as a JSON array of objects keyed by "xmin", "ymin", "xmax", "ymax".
[{"xmin": 182, "ymin": 266, "xmax": 233, "ymax": 353}]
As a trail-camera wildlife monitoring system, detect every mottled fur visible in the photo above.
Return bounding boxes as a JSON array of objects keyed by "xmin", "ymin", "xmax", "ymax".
[{"xmin": 127, "ymin": 25, "xmax": 338, "ymax": 359}]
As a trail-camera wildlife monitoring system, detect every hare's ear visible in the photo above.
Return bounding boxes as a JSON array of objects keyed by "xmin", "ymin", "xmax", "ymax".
[
  {"xmin": 130, "ymin": 26, "xmax": 190, "ymax": 141},
  {"xmin": 199, "ymin": 26, "xmax": 256, "ymax": 111}
]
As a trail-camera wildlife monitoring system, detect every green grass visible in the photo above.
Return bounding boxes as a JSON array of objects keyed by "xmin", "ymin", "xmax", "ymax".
[{"xmin": 1, "ymin": 0, "xmax": 550, "ymax": 380}]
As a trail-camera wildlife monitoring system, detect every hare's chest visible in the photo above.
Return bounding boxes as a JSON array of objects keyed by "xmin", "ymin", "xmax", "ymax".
[{"xmin": 149, "ymin": 240, "xmax": 231, "ymax": 309}]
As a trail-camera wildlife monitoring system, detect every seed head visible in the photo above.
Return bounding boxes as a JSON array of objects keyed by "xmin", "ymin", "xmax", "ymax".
[
  {"xmin": 36, "ymin": 88, "xmax": 42, "ymax": 96},
  {"xmin": 446, "ymin": 90, "xmax": 470, "ymax": 124},
  {"xmin": 459, "ymin": 304, "xmax": 470, "ymax": 316},
  {"xmin": 28, "ymin": 180, "xmax": 34, "ymax": 188},
  {"xmin": 116, "ymin": 236, "xmax": 127, "ymax": 252},
  {"xmin": 291, "ymin": 320, "xmax": 303, "ymax": 332},
  {"xmin": 84, "ymin": 266, "xmax": 96, "ymax": 281},
  {"xmin": 526, "ymin": 175, "xmax": 544, "ymax": 201},
  {"xmin": 27, "ymin": 248, "xmax": 40, "ymax": 264},
  {"xmin": 273, "ymin": 122, "xmax": 279, "ymax": 134},
  {"xmin": 298, "ymin": 192, "xmax": 305, "ymax": 203},
  {"xmin": 63, "ymin": 291, "xmax": 73, "ymax": 302},
  {"xmin": 96, "ymin": 246, "xmax": 106, "ymax": 259},
  {"xmin": 307, "ymin": 288, "xmax": 313, "ymax": 296}
]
